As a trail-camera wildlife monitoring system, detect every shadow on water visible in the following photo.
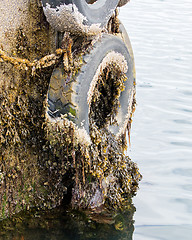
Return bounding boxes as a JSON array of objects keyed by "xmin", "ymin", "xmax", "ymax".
[{"xmin": 0, "ymin": 202, "xmax": 136, "ymax": 240}]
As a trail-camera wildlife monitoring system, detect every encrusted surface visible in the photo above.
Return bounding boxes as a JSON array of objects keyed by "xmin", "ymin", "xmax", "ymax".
[
  {"xmin": 43, "ymin": 3, "xmax": 102, "ymax": 35},
  {"xmin": 0, "ymin": 0, "xmax": 141, "ymax": 224},
  {"xmin": 87, "ymin": 51, "xmax": 128, "ymax": 106}
]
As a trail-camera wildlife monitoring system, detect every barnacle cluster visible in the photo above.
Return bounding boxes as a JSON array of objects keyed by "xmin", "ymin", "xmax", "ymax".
[
  {"xmin": 43, "ymin": 3, "xmax": 102, "ymax": 35},
  {"xmin": 0, "ymin": 36, "xmax": 141, "ymax": 223},
  {"xmin": 0, "ymin": 0, "xmax": 141, "ymax": 226},
  {"xmin": 45, "ymin": 53, "xmax": 141, "ymax": 211},
  {"xmin": 89, "ymin": 62, "xmax": 127, "ymax": 128},
  {"xmin": 0, "ymin": 57, "xmax": 60, "ymax": 219}
]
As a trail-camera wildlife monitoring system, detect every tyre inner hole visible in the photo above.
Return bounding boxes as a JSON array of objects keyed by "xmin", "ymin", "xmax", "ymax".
[
  {"xmin": 89, "ymin": 64, "xmax": 126, "ymax": 129},
  {"xmin": 86, "ymin": 0, "xmax": 98, "ymax": 4}
]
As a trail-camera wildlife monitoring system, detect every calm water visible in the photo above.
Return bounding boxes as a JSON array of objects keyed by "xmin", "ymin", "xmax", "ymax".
[
  {"xmin": 119, "ymin": 0, "xmax": 192, "ymax": 239},
  {"xmin": 1, "ymin": 0, "xmax": 192, "ymax": 239}
]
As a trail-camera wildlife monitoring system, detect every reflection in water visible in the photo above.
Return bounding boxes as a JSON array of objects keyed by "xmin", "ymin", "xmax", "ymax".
[{"xmin": 0, "ymin": 203, "xmax": 135, "ymax": 240}]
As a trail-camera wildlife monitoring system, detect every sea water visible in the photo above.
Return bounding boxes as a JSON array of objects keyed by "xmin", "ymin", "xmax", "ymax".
[{"xmin": 119, "ymin": 0, "xmax": 192, "ymax": 239}]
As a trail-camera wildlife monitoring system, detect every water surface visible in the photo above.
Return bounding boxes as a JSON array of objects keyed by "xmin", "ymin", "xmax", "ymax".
[{"xmin": 119, "ymin": 0, "xmax": 192, "ymax": 239}]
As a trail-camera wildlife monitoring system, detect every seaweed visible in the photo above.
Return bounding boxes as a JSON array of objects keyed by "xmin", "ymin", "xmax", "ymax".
[{"xmin": 0, "ymin": 0, "xmax": 141, "ymax": 224}]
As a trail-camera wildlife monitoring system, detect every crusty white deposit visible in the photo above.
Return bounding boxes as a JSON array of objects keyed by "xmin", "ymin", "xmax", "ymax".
[
  {"xmin": 43, "ymin": 3, "xmax": 102, "ymax": 35},
  {"xmin": 0, "ymin": 0, "xmax": 29, "ymax": 53}
]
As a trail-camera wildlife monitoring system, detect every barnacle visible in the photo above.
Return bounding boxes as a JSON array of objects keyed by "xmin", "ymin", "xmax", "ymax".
[{"xmin": 0, "ymin": 2, "xmax": 141, "ymax": 222}]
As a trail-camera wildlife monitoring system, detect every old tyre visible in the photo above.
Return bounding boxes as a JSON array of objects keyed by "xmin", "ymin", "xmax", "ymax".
[
  {"xmin": 48, "ymin": 33, "xmax": 135, "ymax": 137},
  {"xmin": 64, "ymin": 0, "xmax": 119, "ymax": 27},
  {"xmin": 42, "ymin": 0, "xmax": 119, "ymax": 28},
  {"xmin": 118, "ymin": 21, "xmax": 135, "ymax": 64}
]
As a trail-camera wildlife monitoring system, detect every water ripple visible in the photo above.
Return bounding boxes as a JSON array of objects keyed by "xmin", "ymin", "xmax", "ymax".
[{"xmin": 119, "ymin": 0, "xmax": 192, "ymax": 237}]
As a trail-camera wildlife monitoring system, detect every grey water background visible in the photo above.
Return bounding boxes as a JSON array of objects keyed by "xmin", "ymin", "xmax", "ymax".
[{"xmin": 119, "ymin": 0, "xmax": 192, "ymax": 239}]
